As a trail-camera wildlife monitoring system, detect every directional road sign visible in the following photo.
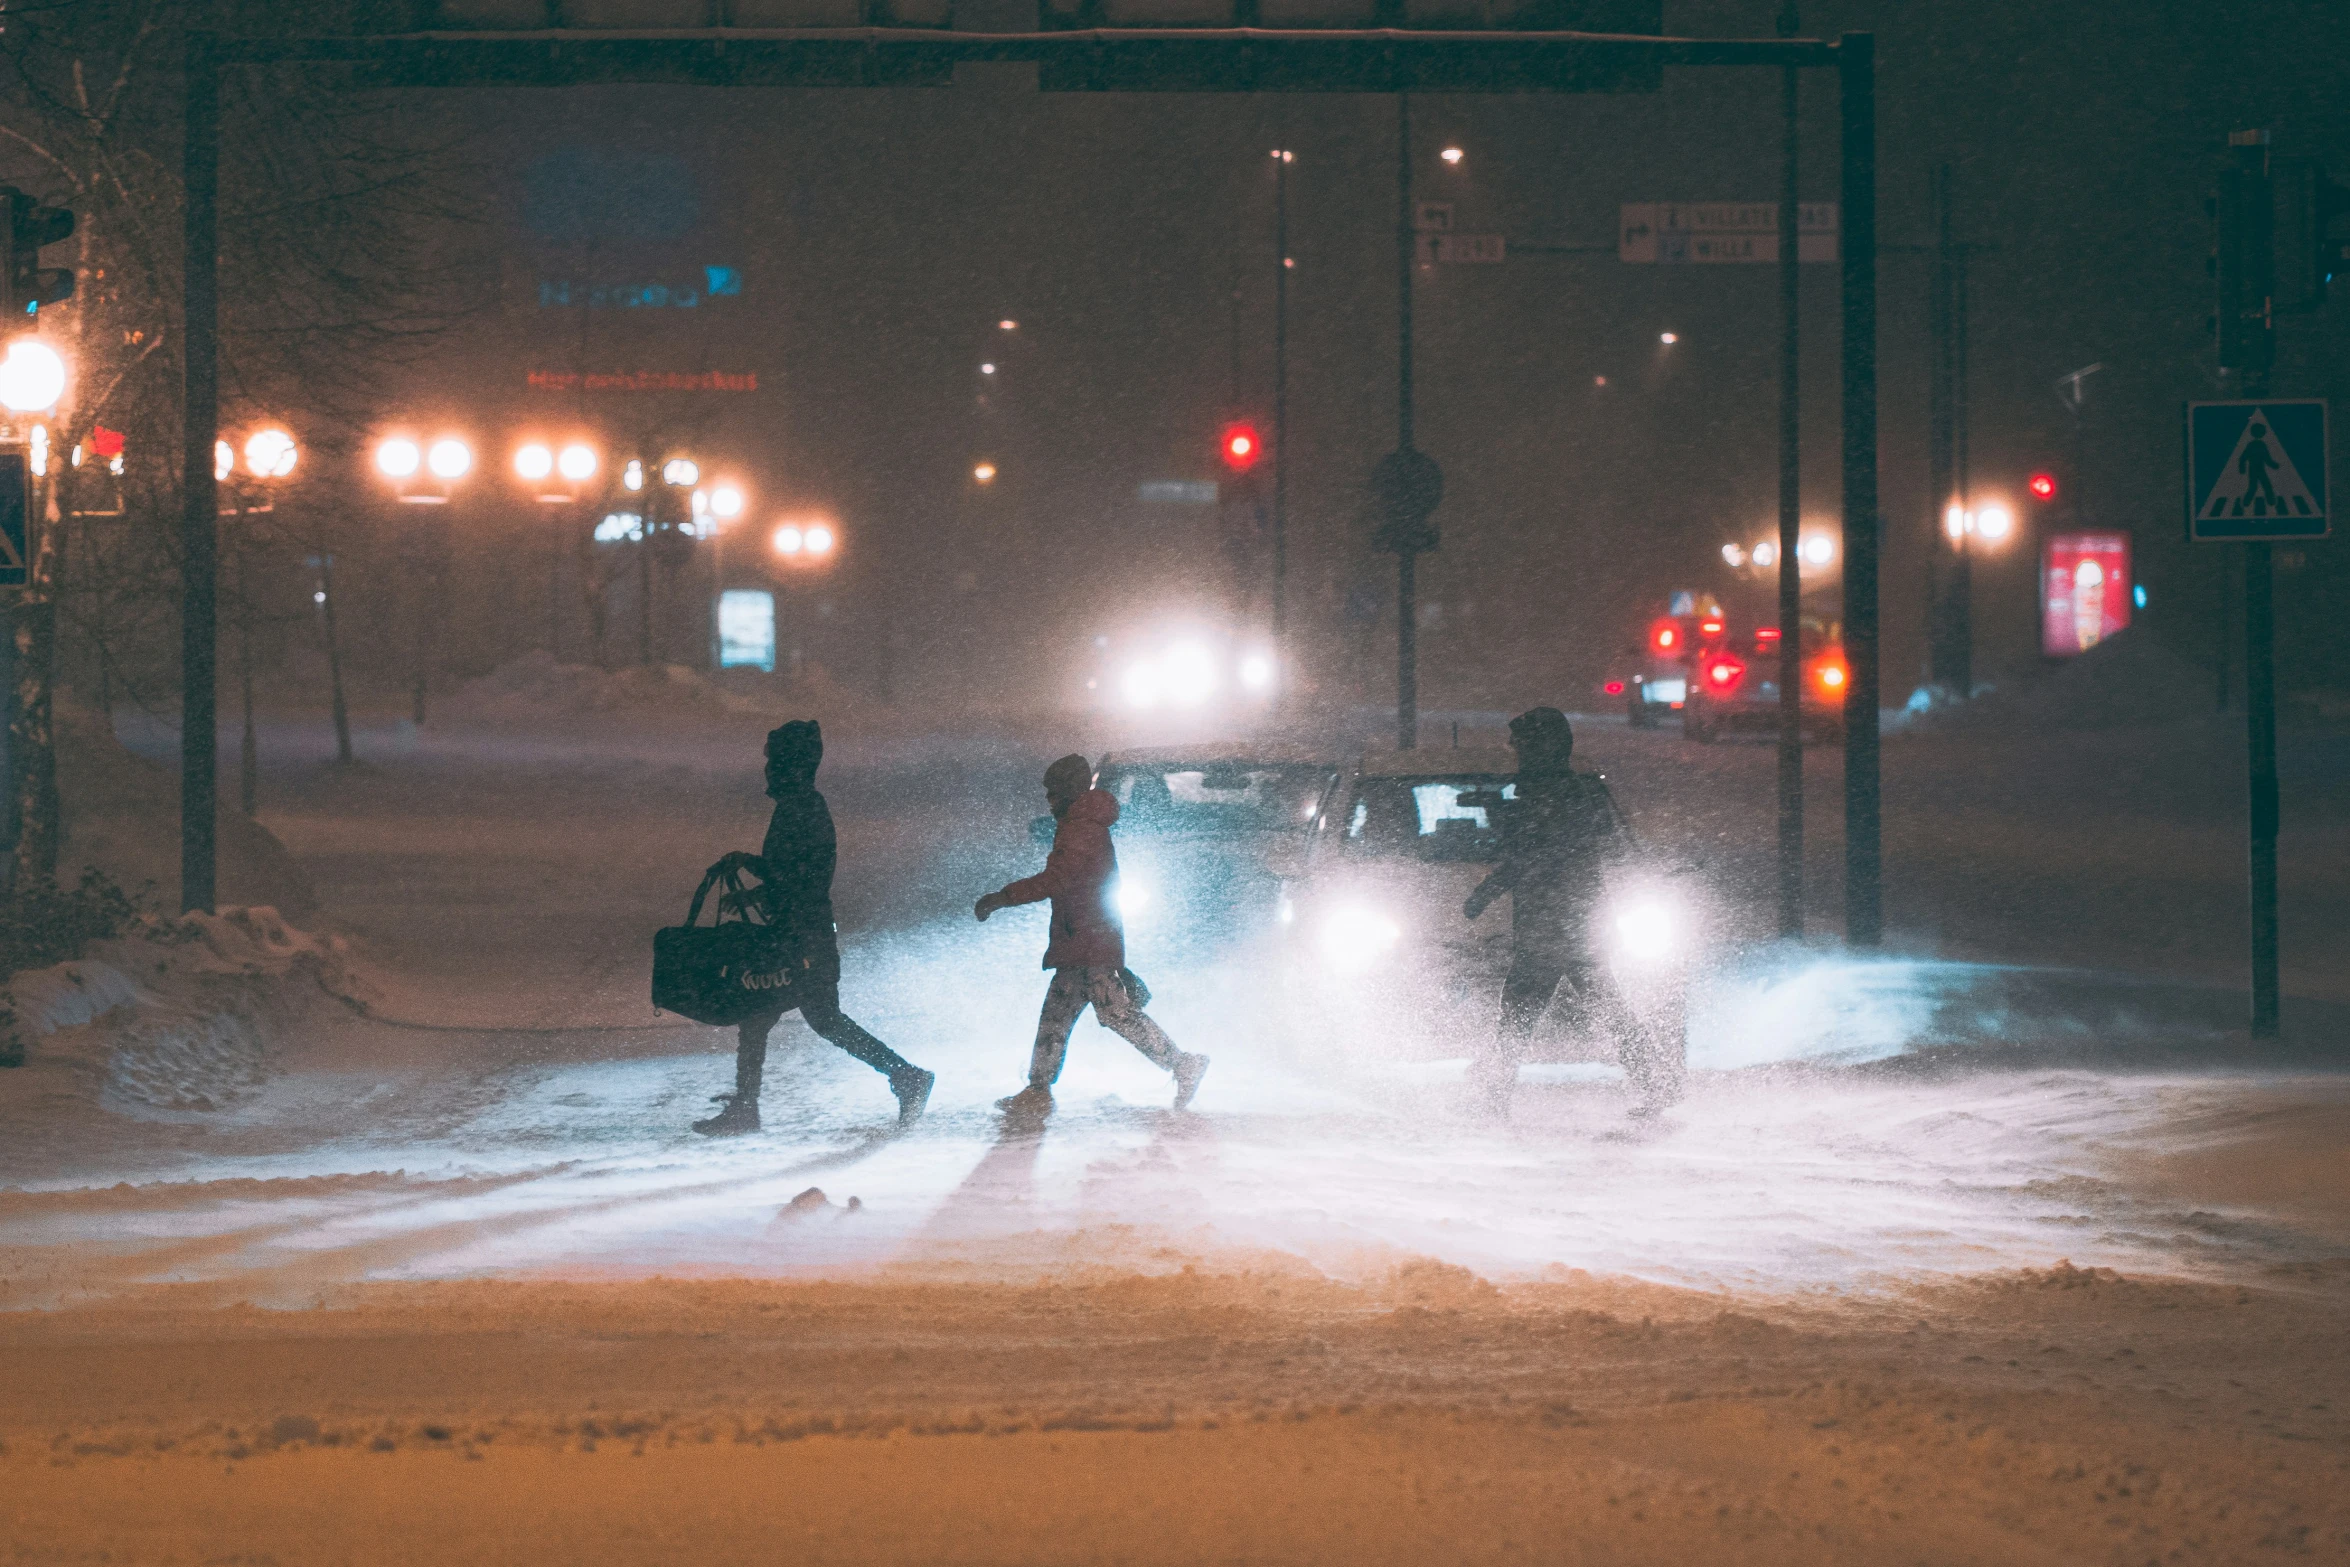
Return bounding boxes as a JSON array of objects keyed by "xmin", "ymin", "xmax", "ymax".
[
  {"xmin": 2185, "ymin": 399, "xmax": 2330, "ymax": 541},
  {"xmin": 1620, "ymin": 202, "xmax": 1838, "ymax": 264},
  {"xmin": 0, "ymin": 445, "xmax": 27, "ymax": 590},
  {"xmin": 1417, "ymin": 233, "xmax": 1505, "ymax": 264}
]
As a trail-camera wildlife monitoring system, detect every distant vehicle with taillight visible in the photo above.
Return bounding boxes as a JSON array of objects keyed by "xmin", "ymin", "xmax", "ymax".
[
  {"xmin": 1681, "ymin": 619, "xmax": 1848, "ymax": 743},
  {"xmin": 1608, "ymin": 594, "xmax": 1726, "ymax": 727}
]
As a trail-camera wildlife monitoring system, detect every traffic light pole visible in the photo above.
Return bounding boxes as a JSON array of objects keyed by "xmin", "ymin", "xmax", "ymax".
[
  {"xmin": 1272, "ymin": 149, "xmax": 1289, "ymax": 677},
  {"xmin": 180, "ymin": 28, "xmax": 220, "ymax": 915},
  {"xmin": 1773, "ymin": 1, "xmax": 1803, "ymax": 941},
  {"xmin": 1838, "ymin": 33, "xmax": 1882, "ymax": 948},
  {"xmin": 1394, "ymin": 91, "xmax": 1418, "ymax": 753}
]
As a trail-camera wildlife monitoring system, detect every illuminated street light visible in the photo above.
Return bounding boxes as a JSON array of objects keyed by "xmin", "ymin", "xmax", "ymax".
[
  {"xmin": 973, "ymin": 461, "xmax": 997, "ymax": 484},
  {"xmin": 805, "ymin": 523, "xmax": 836, "ymax": 557},
  {"xmin": 375, "ymin": 438, "xmax": 421, "ymax": 479},
  {"xmin": 710, "ymin": 483, "xmax": 745, "ymax": 519},
  {"xmin": 1722, "ymin": 543, "xmax": 1747, "ymax": 568},
  {"xmin": 772, "ymin": 523, "xmax": 804, "ymax": 556},
  {"xmin": 1440, "ymin": 145, "xmax": 1464, "ymax": 166},
  {"xmin": 1974, "ymin": 502, "xmax": 2014, "ymax": 543},
  {"xmin": 662, "ymin": 457, "xmax": 699, "ymax": 487},
  {"xmin": 243, "ymin": 428, "xmax": 297, "ymax": 479},
  {"xmin": 214, "ymin": 440, "xmax": 234, "ymax": 482},
  {"xmin": 1800, "ymin": 533, "xmax": 1836, "ymax": 567},
  {"xmin": 1659, "ymin": 331, "xmax": 1679, "ymax": 345},
  {"xmin": 557, "ymin": 443, "xmax": 598, "ymax": 482},
  {"xmin": 622, "ymin": 458, "xmax": 644, "ymax": 492},
  {"xmin": 514, "ymin": 442, "xmax": 554, "ymax": 481},
  {"xmin": 0, "ymin": 339, "xmax": 67, "ymax": 413},
  {"xmin": 998, "ymin": 318, "xmax": 1018, "ymax": 331},
  {"xmin": 1271, "ymin": 148, "xmax": 1295, "ymax": 164},
  {"xmin": 980, "ymin": 362, "xmax": 997, "ymax": 375},
  {"xmin": 426, "ymin": 437, "xmax": 472, "ymax": 480},
  {"xmin": 1752, "ymin": 539, "xmax": 1779, "ymax": 568}
]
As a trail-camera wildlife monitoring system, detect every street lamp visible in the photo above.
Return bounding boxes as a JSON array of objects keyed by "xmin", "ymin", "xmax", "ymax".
[
  {"xmin": 0, "ymin": 339, "xmax": 67, "ymax": 413},
  {"xmin": 972, "ymin": 460, "xmax": 997, "ymax": 484},
  {"xmin": 558, "ymin": 442, "xmax": 597, "ymax": 482},
  {"xmin": 375, "ymin": 437, "xmax": 421, "ymax": 481},
  {"xmin": 1440, "ymin": 144, "xmax": 1464, "ymax": 166},
  {"xmin": 244, "ymin": 428, "xmax": 297, "ymax": 479},
  {"xmin": 427, "ymin": 437, "xmax": 472, "ymax": 481}
]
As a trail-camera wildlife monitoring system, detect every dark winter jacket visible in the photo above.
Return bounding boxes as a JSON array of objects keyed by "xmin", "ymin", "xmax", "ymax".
[
  {"xmin": 1464, "ymin": 770, "xmax": 1628, "ymax": 956},
  {"xmin": 758, "ymin": 721, "xmax": 841, "ymax": 971},
  {"xmin": 992, "ymin": 787, "xmax": 1127, "ymax": 969}
]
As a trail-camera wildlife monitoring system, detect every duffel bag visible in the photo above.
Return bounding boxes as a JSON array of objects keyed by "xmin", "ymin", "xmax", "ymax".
[{"xmin": 651, "ymin": 854, "xmax": 814, "ymax": 1026}]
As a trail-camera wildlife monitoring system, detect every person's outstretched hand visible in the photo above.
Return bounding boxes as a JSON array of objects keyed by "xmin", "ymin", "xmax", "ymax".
[
  {"xmin": 973, "ymin": 892, "xmax": 1001, "ymax": 923},
  {"xmin": 1462, "ymin": 892, "xmax": 1489, "ymax": 921}
]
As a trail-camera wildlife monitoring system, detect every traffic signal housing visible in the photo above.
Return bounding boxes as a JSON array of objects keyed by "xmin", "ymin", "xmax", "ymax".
[
  {"xmin": 2271, "ymin": 155, "xmax": 2350, "ymax": 313},
  {"xmin": 1, "ymin": 188, "xmax": 75, "ymax": 324},
  {"xmin": 2029, "ymin": 472, "xmax": 2058, "ymax": 503}
]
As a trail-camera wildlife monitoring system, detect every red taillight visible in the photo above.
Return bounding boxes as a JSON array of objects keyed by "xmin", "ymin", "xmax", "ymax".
[
  {"xmin": 1816, "ymin": 662, "xmax": 1848, "ymax": 691},
  {"xmin": 1652, "ymin": 621, "xmax": 1678, "ymax": 652},
  {"xmin": 1699, "ymin": 618, "xmax": 1724, "ymax": 638},
  {"xmin": 1755, "ymin": 626, "xmax": 1781, "ymax": 644},
  {"xmin": 1603, "ymin": 679, "xmax": 1626, "ymax": 695},
  {"xmin": 1706, "ymin": 656, "xmax": 1746, "ymax": 691}
]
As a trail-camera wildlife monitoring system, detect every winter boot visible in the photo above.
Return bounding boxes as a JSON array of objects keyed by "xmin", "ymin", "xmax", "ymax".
[
  {"xmin": 892, "ymin": 1067, "xmax": 936, "ymax": 1127},
  {"xmin": 1172, "ymin": 1052, "xmax": 1210, "ymax": 1111},
  {"xmin": 692, "ymin": 1093, "xmax": 761, "ymax": 1137},
  {"xmin": 995, "ymin": 1083, "xmax": 1054, "ymax": 1116}
]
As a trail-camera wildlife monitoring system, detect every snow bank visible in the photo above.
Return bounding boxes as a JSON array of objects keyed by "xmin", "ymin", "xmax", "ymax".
[
  {"xmin": 1, "ymin": 906, "xmax": 375, "ymax": 1116},
  {"xmin": 1906, "ymin": 628, "xmax": 2216, "ymax": 733},
  {"xmin": 58, "ymin": 706, "xmax": 317, "ymax": 916},
  {"xmin": 446, "ymin": 651, "xmax": 774, "ymax": 720}
]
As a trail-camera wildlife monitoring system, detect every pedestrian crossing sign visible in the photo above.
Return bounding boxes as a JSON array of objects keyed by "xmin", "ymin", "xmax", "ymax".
[{"xmin": 2185, "ymin": 399, "xmax": 2329, "ymax": 541}]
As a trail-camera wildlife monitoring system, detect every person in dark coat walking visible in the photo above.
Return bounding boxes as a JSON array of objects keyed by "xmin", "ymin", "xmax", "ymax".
[
  {"xmin": 974, "ymin": 753, "xmax": 1208, "ymax": 1114},
  {"xmin": 1461, "ymin": 707, "xmax": 1654, "ymax": 1115},
  {"xmin": 693, "ymin": 720, "xmax": 934, "ymax": 1136}
]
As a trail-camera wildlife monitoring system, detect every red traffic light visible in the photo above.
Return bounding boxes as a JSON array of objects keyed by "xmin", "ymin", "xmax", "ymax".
[
  {"xmin": 2029, "ymin": 472, "xmax": 2058, "ymax": 502},
  {"xmin": 1220, "ymin": 423, "xmax": 1261, "ymax": 471}
]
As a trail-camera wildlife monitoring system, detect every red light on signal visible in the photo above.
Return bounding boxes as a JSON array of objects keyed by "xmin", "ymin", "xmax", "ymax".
[
  {"xmin": 2029, "ymin": 472, "xmax": 2058, "ymax": 502},
  {"xmin": 1652, "ymin": 622, "xmax": 1678, "ymax": 651},
  {"xmin": 1220, "ymin": 423, "xmax": 1261, "ymax": 471},
  {"xmin": 1706, "ymin": 656, "xmax": 1746, "ymax": 691},
  {"xmin": 1603, "ymin": 680, "xmax": 1626, "ymax": 696}
]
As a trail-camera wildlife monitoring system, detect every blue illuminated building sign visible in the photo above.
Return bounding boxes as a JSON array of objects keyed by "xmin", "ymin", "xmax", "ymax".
[{"xmin": 540, "ymin": 267, "xmax": 742, "ymax": 309}]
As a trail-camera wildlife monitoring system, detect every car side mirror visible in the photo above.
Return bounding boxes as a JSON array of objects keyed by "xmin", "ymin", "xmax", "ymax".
[{"xmin": 1030, "ymin": 814, "xmax": 1057, "ymax": 846}]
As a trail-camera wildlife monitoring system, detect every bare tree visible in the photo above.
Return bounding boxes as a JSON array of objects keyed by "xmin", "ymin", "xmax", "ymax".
[{"xmin": 0, "ymin": 2, "xmax": 486, "ymax": 890}]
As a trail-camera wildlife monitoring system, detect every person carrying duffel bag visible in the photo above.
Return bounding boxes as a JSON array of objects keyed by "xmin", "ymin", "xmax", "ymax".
[{"xmin": 656, "ymin": 719, "xmax": 934, "ymax": 1136}]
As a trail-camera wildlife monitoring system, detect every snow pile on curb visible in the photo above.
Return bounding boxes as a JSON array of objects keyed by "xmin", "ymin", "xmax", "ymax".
[
  {"xmin": 2, "ymin": 906, "xmax": 376, "ymax": 1115},
  {"xmin": 59, "ymin": 706, "xmax": 317, "ymax": 916},
  {"xmin": 449, "ymin": 651, "xmax": 770, "ymax": 719},
  {"xmin": 1907, "ymin": 629, "xmax": 2215, "ymax": 733}
]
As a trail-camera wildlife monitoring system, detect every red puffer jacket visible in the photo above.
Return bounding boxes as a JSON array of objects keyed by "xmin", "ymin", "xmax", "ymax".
[{"xmin": 992, "ymin": 787, "xmax": 1126, "ymax": 969}]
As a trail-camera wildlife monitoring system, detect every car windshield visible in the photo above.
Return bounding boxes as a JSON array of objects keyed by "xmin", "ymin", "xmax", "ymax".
[
  {"xmin": 1340, "ymin": 777, "xmax": 1516, "ymax": 863},
  {"xmin": 1099, "ymin": 763, "xmax": 1335, "ymax": 835}
]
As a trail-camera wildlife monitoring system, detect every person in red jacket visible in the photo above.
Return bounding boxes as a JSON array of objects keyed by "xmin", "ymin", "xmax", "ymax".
[{"xmin": 975, "ymin": 753, "xmax": 1209, "ymax": 1113}]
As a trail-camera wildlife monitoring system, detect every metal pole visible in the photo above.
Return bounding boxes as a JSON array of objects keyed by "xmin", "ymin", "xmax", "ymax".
[
  {"xmin": 1926, "ymin": 165, "xmax": 1953, "ymax": 687},
  {"xmin": 1396, "ymin": 91, "xmax": 1417, "ymax": 752},
  {"xmin": 1272, "ymin": 149, "xmax": 1289, "ymax": 672},
  {"xmin": 1950, "ymin": 225, "xmax": 1973, "ymax": 700},
  {"xmin": 1774, "ymin": 0, "xmax": 1804, "ymax": 940},
  {"xmin": 317, "ymin": 546, "xmax": 354, "ymax": 765},
  {"xmin": 2245, "ymin": 538, "xmax": 2281, "ymax": 1036},
  {"xmin": 639, "ymin": 477, "xmax": 656, "ymax": 667},
  {"xmin": 179, "ymin": 26, "xmax": 220, "ymax": 915},
  {"xmin": 1837, "ymin": 32, "xmax": 1881, "ymax": 947}
]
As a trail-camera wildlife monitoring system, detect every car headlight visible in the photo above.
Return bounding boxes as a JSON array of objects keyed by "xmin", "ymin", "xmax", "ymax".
[
  {"xmin": 1318, "ymin": 903, "xmax": 1400, "ymax": 973},
  {"xmin": 1116, "ymin": 874, "xmax": 1151, "ymax": 920},
  {"xmin": 1609, "ymin": 898, "xmax": 1680, "ymax": 965}
]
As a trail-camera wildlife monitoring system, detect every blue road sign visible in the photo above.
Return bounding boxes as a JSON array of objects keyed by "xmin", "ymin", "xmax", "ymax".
[
  {"xmin": 0, "ymin": 446, "xmax": 27, "ymax": 589},
  {"xmin": 2185, "ymin": 399, "xmax": 2330, "ymax": 541}
]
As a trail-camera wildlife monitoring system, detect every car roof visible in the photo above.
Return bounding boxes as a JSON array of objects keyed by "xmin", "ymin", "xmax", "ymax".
[
  {"xmin": 1098, "ymin": 742, "xmax": 1341, "ymax": 769},
  {"xmin": 1354, "ymin": 748, "xmax": 1517, "ymax": 779}
]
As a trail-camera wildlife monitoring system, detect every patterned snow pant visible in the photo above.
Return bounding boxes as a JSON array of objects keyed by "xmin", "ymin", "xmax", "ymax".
[{"xmin": 1027, "ymin": 965, "xmax": 1183, "ymax": 1087}]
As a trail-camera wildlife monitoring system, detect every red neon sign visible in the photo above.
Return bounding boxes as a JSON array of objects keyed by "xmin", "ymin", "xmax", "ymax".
[{"xmin": 2041, "ymin": 531, "xmax": 2131, "ymax": 657}]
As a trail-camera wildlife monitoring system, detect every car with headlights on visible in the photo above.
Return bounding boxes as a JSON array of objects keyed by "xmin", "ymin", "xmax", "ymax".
[
  {"xmin": 1680, "ymin": 617, "xmax": 1847, "ymax": 743},
  {"xmin": 1283, "ymin": 749, "xmax": 1692, "ymax": 1088},
  {"xmin": 1077, "ymin": 744, "xmax": 1345, "ymax": 964}
]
